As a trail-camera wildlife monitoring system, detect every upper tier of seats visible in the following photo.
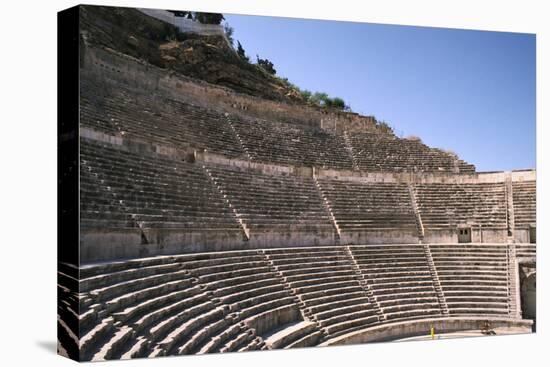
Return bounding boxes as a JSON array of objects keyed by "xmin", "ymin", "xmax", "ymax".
[
  {"xmin": 512, "ymin": 181, "xmax": 536, "ymax": 229},
  {"xmin": 414, "ymin": 183, "xmax": 507, "ymax": 230},
  {"xmin": 229, "ymin": 116, "xmax": 353, "ymax": 170},
  {"xmin": 80, "ymin": 77, "xmax": 245, "ymax": 158},
  {"xmin": 317, "ymin": 179, "xmax": 417, "ymax": 233},
  {"xmin": 348, "ymin": 132, "xmax": 475, "ymax": 174},
  {"xmin": 63, "ymin": 243, "xmax": 520, "ymax": 360},
  {"xmin": 206, "ymin": 164, "xmax": 333, "ymax": 233},
  {"xmin": 80, "ymin": 139, "xmax": 240, "ymax": 232},
  {"xmin": 80, "ymin": 74, "xmax": 475, "ymax": 173}
]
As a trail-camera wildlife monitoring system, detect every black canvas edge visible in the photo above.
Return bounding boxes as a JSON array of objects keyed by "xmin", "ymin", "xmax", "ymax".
[{"xmin": 57, "ymin": 4, "xmax": 81, "ymax": 361}]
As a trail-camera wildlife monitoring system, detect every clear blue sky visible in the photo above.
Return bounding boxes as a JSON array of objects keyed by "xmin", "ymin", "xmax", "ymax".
[{"xmin": 224, "ymin": 13, "xmax": 536, "ymax": 172}]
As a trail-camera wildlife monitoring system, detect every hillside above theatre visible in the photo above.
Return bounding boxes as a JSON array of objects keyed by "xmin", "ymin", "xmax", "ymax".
[
  {"xmin": 79, "ymin": 5, "xmax": 477, "ymax": 174},
  {"xmin": 80, "ymin": 6, "xmax": 307, "ymax": 104}
]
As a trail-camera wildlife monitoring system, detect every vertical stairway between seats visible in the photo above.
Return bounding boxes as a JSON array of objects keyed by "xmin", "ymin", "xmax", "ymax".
[
  {"xmin": 423, "ymin": 245, "xmax": 449, "ymax": 316},
  {"xmin": 345, "ymin": 247, "xmax": 386, "ymax": 322},
  {"xmin": 342, "ymin": 131, "xmax": 360, "ymax": 171},
  {"xmin": 225, "ymin": 115, "xmax": 253, "ymax": 161},
  {"xmin": 313, "ymin": 175, "xmax": 341, "ymax": 242},
  {"xmin": 507, "ymin": 244, "xmax": 521, "ymax": 318},
  {"xmin": 408, "ymin": 184, "xmax": 425, "ymax": 243},
  {"xmin": 202, "ymin": 165, "xmax": 250, "ymax": 240},
  {"xmin": 81, "ymin": 156, "xmax": 150, "ymax": 244},
  {"xmin": 261, "ymin": 251, "xmax": 327, "ymax": 340},
  {"xmin": 505, "ymin": 176, "xmax": 515, "ymax": 241}
]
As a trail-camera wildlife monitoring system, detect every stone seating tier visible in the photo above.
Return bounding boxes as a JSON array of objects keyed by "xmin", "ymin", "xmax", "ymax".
[
  {"xmin": 415, "ymin": 183, "xmax": 507, "ymax": 230},
  {"xmin": 65, "ymin": 244, "xmax": 523, "ymax": 360},
  {"xmin": 80, "ymin": 140, "xmax": 241, "ymax": 232},
  {"xmin": 76, "ymin": 251, "xmax": 297, "ymax": 360},
  {"xmin": 80, "ymin": 77, "xmax": 245, "ymax": 158},
  {"xmin": 348, "ymin": 132, "xmax": 475, "ymax": 174},
  {"xmin": 512, "ymin": 181, "xmax": 536, "ymax": 229},
  {"xmin": 207, "ymin": 164, "xmax": 334, "ymax": 233},
  {"xmin": 515, "ymin": 244, "xmax": 536, "ymax": 258},
  {"xmin": 318, "ymin": 180, "xmax": 417, "ymax": 232},
  {"xmin": 350, "ymin": 245, "xmax": 442, "ymax": 321},
  {"xmin": 228, "ymin": 115, "xmax": 354, "ymax": 170},
  {"xmin": 429, "ymin": 244, "xmax": 510, "ymax": 316},
  {"xmin": 80, "ymin": 74, "xmax": 476, "ymax": 173}
]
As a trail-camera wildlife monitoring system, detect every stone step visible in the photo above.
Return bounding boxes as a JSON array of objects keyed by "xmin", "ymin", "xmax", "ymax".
[{"xmin": 264, "ymin": 321, "xmax": 317, "ymax": 349}]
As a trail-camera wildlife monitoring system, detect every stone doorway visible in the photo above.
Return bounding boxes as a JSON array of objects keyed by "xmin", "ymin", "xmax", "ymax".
[
  {"xmin": 529, "ymin": 225, "xmax": 536, "ymax": 244},
  {"xmin": 521, "ymin": 272, "xmax": 536, "ymax": 323},
  {"xmin": 458, "ymin": 227, "xmax": 471, "ymax": 243}
]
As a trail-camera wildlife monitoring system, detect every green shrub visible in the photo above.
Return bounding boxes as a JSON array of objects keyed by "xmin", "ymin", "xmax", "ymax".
[
  {"xmin": 224, "ymin": 24, "xmax": 234, "ymax": 47},
  {"xmin": 237, "ymin": 41, "xmax": 249, "ymax": 61},
  {"xmin": 195, "ymin": 12, "xmax": 225, "ymax": 25},
  {"xmin": 257, "ymin": 56, "xmax": 276, "ymax": 75},
  {"xmin": 300, "ymin": 89, "xmax": 312, "ymax": 101},
  {"xmin": 331, "ymin": 97, "xmax": 346, "ymax": 109}
]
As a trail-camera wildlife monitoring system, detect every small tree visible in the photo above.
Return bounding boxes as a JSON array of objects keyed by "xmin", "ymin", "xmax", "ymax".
[
  {"xmin": 300, "ymin": 89, "xmax": 312, "ymax": 102},
  {"xmin": 256, "ymin": 55, "xmax": 276, "ymax": 75},
  {"xmin": 378, "ymin": 121, "xmax": 393, "ymax": 133},
  {"xmin": 194, "ymin": 12, "xmax": 225, "ymax": 25},
  {"xmin": 236, "ymin": 41, "xmax": 249, "ymax": 61},
  {"xmin": 167, "ymin": 10, "xmax": 190, "ymax": 17},
  {"xmin": 224, "ymin": 24, "xmax": 235, "ymax": 47},
  {"xmin": 331, "ymin": 97, "xmax": 346, "ymax": 110},
  {"xmin": 311, "ymin": 92, "xmax": 329, "ymax": 106}
]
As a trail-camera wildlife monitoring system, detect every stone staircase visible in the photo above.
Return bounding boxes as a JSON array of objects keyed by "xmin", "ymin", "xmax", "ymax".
[
  {"xmin": 313, "ymin": 175, "xmax": 341, "ymax": 242},
  {"xmin": 80, "ymin": 151, "xmax": 149, "ymax": 241},
  {"xmin": 345, "ymin": 246, "xmax": 386, "ymax": 322},
  {"xmin": 262, "ymin": 251, "xmax": 326, "ymax": 344},
  {"xmin": 350, "ymin": 245, "xmax": 443, "ymax": 322},
  {"xmin": 202, "ymin": 165, "xmax": 250, "ymax": 241},
  {"xmin": 264, "ymin": 247, "xmax": 378, "ymax": 340},
  {"xmin": 226, "ymin": 115, "xmax": 252, "ymax": 161},
  {"xmin": 408, "ymin": 184, "xmax": 425, "ymax": 243},
  {"xmin": 342, "ymin": 131, "xmax": 360, "ymax": 171},
  {"xmin": 507, "ymin": 244, "xmax": 521, "ymax": 318},
  {"xmin": 423, "ymin": 245, "xmax": 449, "ymax": 316},
  {"xmin": 505, "ymin": 177, "xmax": 515, "ymax": 239}
]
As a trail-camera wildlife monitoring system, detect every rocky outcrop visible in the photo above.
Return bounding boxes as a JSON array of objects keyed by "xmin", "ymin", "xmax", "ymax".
[{"xmin": 80, "ymin": 6, "xmax": 303, "ymax": 103}]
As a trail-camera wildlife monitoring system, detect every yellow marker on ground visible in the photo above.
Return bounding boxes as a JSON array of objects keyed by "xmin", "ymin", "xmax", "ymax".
[{"xmin": 431, "ymin": 326, "xmax": 435, "ymax": 340}]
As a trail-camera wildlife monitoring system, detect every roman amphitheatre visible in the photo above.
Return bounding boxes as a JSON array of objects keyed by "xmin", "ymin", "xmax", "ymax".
[{"xmin": 57, "ymin": 6, "xmax": 536, "ymax": 361}]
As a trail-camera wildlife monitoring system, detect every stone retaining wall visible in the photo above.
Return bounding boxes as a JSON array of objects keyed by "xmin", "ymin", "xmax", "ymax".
[{"xmin": 320, "ymin": 317, "xmax": 533, "ymax": 346}]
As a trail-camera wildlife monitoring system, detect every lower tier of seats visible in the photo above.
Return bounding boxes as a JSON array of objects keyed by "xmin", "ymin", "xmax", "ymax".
[{"xmin": 58, "ymin": 243, "xmax": 532, "ymax": 360}]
